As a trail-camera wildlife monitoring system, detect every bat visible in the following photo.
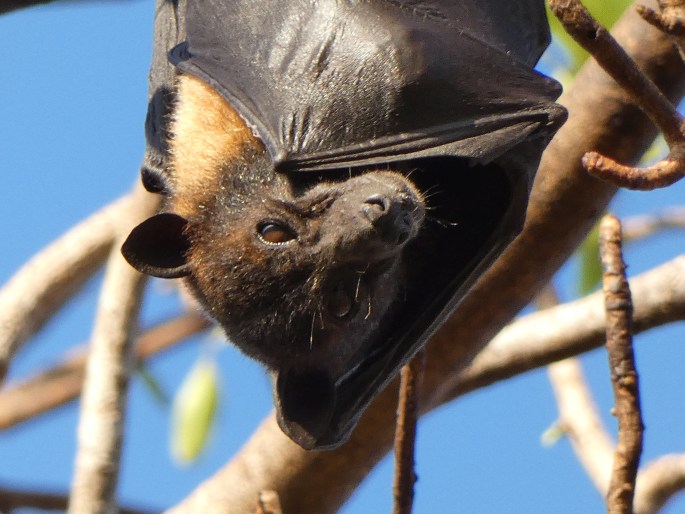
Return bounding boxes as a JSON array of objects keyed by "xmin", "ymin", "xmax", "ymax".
[{"xmin": 122, "ymin": 0, "xmax": 566, "ymax": 450}]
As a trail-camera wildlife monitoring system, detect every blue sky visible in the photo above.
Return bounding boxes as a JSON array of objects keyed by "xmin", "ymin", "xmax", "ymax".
[{"xmin": 1, "ymin": 2, "xmax": 685, "ymax": 513}]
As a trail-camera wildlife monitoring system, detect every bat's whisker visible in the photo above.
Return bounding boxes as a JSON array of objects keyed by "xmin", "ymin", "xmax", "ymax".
[{"xmin": 309, "ymin": 312, "xmax": 316, "ymax": 349}]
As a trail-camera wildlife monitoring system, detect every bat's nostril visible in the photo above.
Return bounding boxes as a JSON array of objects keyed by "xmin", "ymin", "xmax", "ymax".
[{"xmin": 363, "ymin": 194, "xmax": 389, "ymax": 214}]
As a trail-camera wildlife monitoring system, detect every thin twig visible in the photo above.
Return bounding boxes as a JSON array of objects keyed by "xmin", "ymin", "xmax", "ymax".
[
  {"xmin": 548, "ymin": 366, "xmax": 685, "ymax": 514},
  {"xmin": 582, "ymin": 153, "xmax": 684, "ymax": 190},
  {"xmin": 393, "ymin": 351, "xmax": 424, "ymax": 514},
  {"xmin": 549, "ymin": 359, "xmax": 615, "ymax": 494},
  {"xmin": 600, "ymin": 214, "xmax": 644, "ymax": 514},
  {"xmin": 496, "ymin": 258, "xmax": 685, "ymax": 514},
  {"xmin": 547, "ymin": 365, "xmax": 685, "ymax": 513},
  {"xmin": 544, "ymin": 276, "xmax": 685, "ymax": 514},
  {"xmin": 549, "ymin": 0, "xmax": 685, "ymax": 190},
  {"xmin": 0, "ymin": 484, "xmax": 155, "ymax": 514},
  {"xmin": 0, "ymin": 194, "xmax": 136, "ymax": 383},
  {"xmin": 0, "ymin": 312, "xmax": 210, "ymax": 430},
  {"xmin": 638, "ymin": 0, "xmax": 685, "ymax": 63},
  {"xmin": 68, "ymin": 184, "xmax": 160, "ymax": 514},
  {"xmin": 254, "ymin": 490, "xmax": 283, "ymax": 514},
  {"xmin": 622, "ymin": 206, "xmax": 685, "ymax": 241},
  {"xmin": 536, "ymin": 284, "xmax": 615, "ymax": 494}
]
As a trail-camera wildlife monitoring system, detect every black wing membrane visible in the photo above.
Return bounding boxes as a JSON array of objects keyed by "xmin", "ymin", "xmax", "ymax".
[
  {"xmin": 170, "ymin": 0, "xmax": 564, "ymax": 171},
  {"xmin": 168, "ymin": 0, "xmax": 566, "ymax": 449}
]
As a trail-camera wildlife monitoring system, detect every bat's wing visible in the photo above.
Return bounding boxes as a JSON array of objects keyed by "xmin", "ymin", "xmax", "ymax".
[
  {"xmin": 170, "ymin": 0, "xmax": 565, "ymax": 172},
  {"xmin": 170, "ymin": 0, "xmax": 566, "ymax": 449}
]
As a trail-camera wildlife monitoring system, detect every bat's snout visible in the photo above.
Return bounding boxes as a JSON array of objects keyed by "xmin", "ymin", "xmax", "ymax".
[
  {"xmin": 330, "ymin": 170, "xmax": 425, "ymax": 253},
  {"xmin": 362, "ymin": 192, "xmax": 420, "ymax": 246}
]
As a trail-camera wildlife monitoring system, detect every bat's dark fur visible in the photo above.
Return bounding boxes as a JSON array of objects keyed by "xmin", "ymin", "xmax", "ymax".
[{"xmin": 123, "ymin": 75, "xmax": 426, "ymax": 434}]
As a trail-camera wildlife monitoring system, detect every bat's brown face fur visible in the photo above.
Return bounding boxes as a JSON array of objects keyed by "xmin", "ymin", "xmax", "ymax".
[
  {"xmin": 184, "ymin": 146, "xmax": 425, "ymax": 375},
  {"xmin": 123, "ymin": 75, "xmax": 425, "ymax": 432}
]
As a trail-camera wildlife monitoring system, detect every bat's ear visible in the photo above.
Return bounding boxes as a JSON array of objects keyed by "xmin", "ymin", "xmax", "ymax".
[
  {"xmin": 274, "ymin": 367, "xmax": 336, "ymax": 450},
  {"xmin": 121, "ymin": 213, "xmax": 192, "ymax": 278}
]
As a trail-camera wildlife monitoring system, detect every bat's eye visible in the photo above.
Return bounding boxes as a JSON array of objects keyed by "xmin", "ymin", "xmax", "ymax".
[{"xmin": 257, "ymin": 222, "xmax": 296, "ymax": 245}]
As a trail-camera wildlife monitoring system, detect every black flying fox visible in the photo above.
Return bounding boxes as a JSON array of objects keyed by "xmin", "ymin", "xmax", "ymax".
[{"xmin": 122, "ymin": 0, "xmax": 566, "ymax": 450}]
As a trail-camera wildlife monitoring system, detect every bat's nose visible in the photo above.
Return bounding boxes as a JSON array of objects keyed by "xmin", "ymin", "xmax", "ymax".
[{"xmin": 362, "ymin": 193, "xmax": 415, "ymax": 246}]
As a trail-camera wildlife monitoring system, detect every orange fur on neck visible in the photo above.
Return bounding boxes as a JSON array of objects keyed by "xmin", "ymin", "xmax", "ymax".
[{"xmin": 169, "ymin": 74, "xmax": 263, "ymax": 217}]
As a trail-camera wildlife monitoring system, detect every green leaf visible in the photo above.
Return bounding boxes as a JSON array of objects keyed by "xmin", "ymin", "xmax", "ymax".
[
  {"xmin": 578, "ymin": 222, "xmax": 602, "ymax": 296},
  {"xmin": 540, "ymin": 422, "xmax": 567, "ymax": 448},
  {"xmin": 171, "ymin": 358, "xmax": 219, "ymax": 464},
  {"xmin": 639, "ymin": 134, "xmax": 667, "ymax": 166}
]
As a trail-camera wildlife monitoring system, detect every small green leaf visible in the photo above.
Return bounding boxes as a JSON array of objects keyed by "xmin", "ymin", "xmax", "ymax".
[
  {"xmin": 578, "ymin": 222, "xmax": 602, "ymax": 296},
  {"xmin": 540, "ymin": 422, "xmax": 567, "ymax": 448},
  {"xmin": 639, "ymin": 134, "xmax": 667, "ymax": 166},
  {"xmin": 171, "ymin": 358, "xmax": 219, "ymax": 464}
]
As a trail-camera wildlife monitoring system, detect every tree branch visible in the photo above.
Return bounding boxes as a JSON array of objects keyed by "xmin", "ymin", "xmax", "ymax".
[
  {"xmin": 0, "ymin": 484, "xmax": 154, "ymax": 514},
  {"xmin": 166, "ymin": 252, "xmax": 685, "ymax": 513},
  {"xmin": 549, "ymin": 359, "xmax": 615, "ymax": 494},
  {"xmin": 623, "ymin": 206, "xmax": 685, "ymax": 241},
  {"xmin": 166, "ymin": 4, "xmax": 685, "ymax": 512},
  {"xmin": 393, "ymin": 351, "xmax": 424, "ymax": 514},
  {"xmin": 0, "ymin": 194, "xmax": 135, "ymax": 383},
  {"xmin": 0, "ymin": 312, "xmax": 209, "ymax": 430},
  {"xmin": 450, "ymin": 252, "xmax": 685, "ymax": 397},
  {"xmin": 68, "ymin": 183, "xmax": 159, "ymax": 514},
  {"xmin": 67, "ymin": 0, "xmax": 184, "ymax": 509},
  {"xmin": 635, "ymin": 454, "xmax": 685, "ymax": 514},
  {"xmin": 254, "ymin": 491, "xmax": 283, "ymax": 514},
  {"xmin": 550, "ymin": 0, "xmax": 685, "ymax": 190},
  {"xmin": 638, "ymin": 0, "xmax": 685, "ymax": 63},
  {"xmin": 546, "ymin": 330, "xmax": 685, "ymax": 514},
  {"xmin": 539, "ymin": 287, "xmax": 613, "ymax": 493},
  {"xmin": 600, "ymin": 215, "xmax": 643, "ymax": 514},
  {"xmin": 544, "ymin": 224, "xmax": 684, "ymax": 514}
]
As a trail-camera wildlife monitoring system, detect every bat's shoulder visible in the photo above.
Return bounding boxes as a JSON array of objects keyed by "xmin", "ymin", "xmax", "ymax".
[{"xmin": 168, "ymin": 74, "xmax": 263, "ymax": 218}]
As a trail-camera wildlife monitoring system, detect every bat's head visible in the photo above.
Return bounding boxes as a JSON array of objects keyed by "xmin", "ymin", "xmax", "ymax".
[{"xmin": 123, "ymin": 76, "xmax": 426, "ymax": 447}]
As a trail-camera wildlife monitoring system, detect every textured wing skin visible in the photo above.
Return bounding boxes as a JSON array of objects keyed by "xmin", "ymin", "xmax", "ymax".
[{"xmin": 170, "ymin": 0, "xmax": 564, "ymax": 171}]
